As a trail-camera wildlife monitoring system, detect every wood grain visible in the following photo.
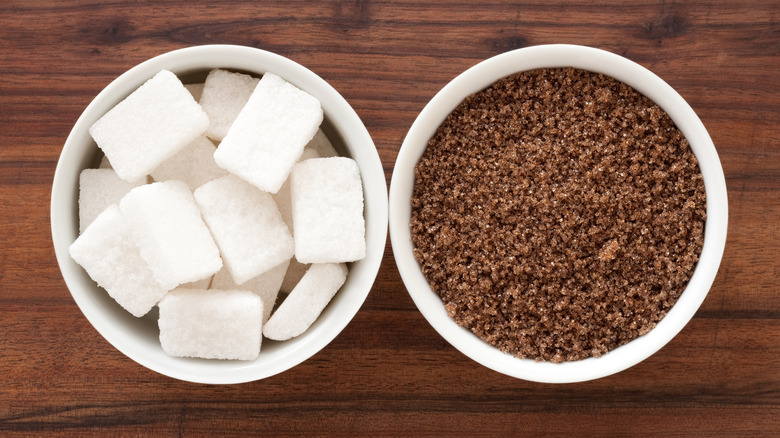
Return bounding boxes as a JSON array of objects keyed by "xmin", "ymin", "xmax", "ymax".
[{"xmin": 1, "ymin": 0, "xmax": 777, "ymax": 436}]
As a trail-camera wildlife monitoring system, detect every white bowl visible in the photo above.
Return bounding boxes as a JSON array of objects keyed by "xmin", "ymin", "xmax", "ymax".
[
  {"xmin": 389, "ymin": 44, "xmax": 727, "ymax": 383},
  {"xmin": 51, "ymin": 45, "xmax": 388, "ymax": 384}
]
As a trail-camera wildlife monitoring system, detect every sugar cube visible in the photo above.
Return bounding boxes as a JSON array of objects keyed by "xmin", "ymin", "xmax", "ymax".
[
  {"xmin": 279, "ymin": 257, "xmax": 309, "ymax": 294},
  {"xmin": 69, "ymin": 205, "xmax": 168, "ymax": 317},
  {"xmin": 184, "ymin": 83, "xmax": 205, "ymax": 102},
  {"xmin": 263, "ymin": 263, "xmax": 347, "ymax": 341},
  {"xmin": 89, "ymin": 69, "xmax": 209, "ymax": 182},
  {"xmin": 291, "ymin": 157, "xmax": 366, "ymax": 263},
  {"xmin": 298, "ymin": 148, "xmax": 321, "ymax": 162},
  {"xmin": 199, "ymin": 69, "xmax": 260, "ymax": 142},
  {"xmin": 194, "ymin": 174, "xmax": 293, "ymax": 285},
  {"xmin": 98, "ymin": 155, "xmax": 112, "ymax": 169},
  {"xmin": 180, "ymin": 275, "xmax": 212, "ymax": 290},
  {"xmin": 78, "ymin": 168, "xmax": 145, "ymax": 234},
  {"xmin": 273, "ymin": 178, "xmax": 294, "ymax": 236},
  {"xmin": 272, "ymin": 148, "xmax": 320, "ymax": 234},
  {"xmin": 213, "ymin": 72, "xmax": 323, "ymax": 194},
  {"xmin": 119, "ymin": 181, "xmax": 222, "ymax": 290},
  {"xmin": 307, "ymin": 129, "xmax": 338, "ymax": 158},
  {"xmin": 158, "ymin": 289, "xmax": 263, "ymax": 360},
  {"xmin": 211, "ymin": 259, "xmax": 289, "ymax": 324},
  {"xmin": 149, "ymin": 135, "xmax": 227, "ymax": 190}
]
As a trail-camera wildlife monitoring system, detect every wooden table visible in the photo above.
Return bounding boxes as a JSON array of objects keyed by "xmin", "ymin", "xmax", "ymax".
[{"xmin": 1, "ymin": 1, "xmax": 777, "ymax": 436}]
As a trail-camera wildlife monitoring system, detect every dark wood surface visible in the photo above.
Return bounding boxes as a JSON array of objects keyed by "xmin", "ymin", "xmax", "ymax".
[{"xmin": 1, "ymin": 1, "xmax": 778, "ymax": 436}]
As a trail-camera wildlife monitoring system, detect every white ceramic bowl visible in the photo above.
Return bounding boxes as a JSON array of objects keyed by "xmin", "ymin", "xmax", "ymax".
[
  {"xmin": 51, "ymin": 45, "xmax": 388, "ymax": 384},
  {"xmin": 389, "ymin": 44, "xmax": 727, "ymax": 383}
]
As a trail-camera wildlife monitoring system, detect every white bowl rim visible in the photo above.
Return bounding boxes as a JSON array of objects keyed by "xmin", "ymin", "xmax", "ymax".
[
  {"xmin": 51, "ymin": 44, "xmax": 388, "ymax": 384},
  {"xmin": 389, "ymin": 44, "xmax": 728, "ymax": 383}
]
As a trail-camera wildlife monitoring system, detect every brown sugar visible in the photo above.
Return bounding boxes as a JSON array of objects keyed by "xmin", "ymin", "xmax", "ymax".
[{"xmin": 410, "ymin": 67, "xmax": 706, "ymax": 362}]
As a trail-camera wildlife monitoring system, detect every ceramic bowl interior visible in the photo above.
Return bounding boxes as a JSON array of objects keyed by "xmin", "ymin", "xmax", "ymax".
[
  {"xmin": 389, "ymin": 44, "xmax": 727, "ymax": 383},
  {"xmin": 51, "ymin": 45, "xmax": 388, "ymax": 384}
]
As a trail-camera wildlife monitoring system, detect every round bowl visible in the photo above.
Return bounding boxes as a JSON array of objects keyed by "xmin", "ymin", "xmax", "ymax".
[
  {"xmin": 389, "ymin": 44, "xmax": 727, "ymax": 383},
  {"xmin": 51, "ymin": 45, "xmax": 388, "ymax": 384}
]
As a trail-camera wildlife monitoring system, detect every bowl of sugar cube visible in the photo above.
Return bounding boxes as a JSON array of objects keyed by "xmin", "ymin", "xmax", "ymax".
[{"xmin": 51, "ymin": 45, "xmax": 388, "ymax": 384}]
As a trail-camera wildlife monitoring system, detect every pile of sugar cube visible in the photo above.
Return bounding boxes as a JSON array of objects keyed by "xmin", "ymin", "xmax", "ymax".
[{"xmin": 69, "ymin": 68, "xmax": 366, "ymax": 361}]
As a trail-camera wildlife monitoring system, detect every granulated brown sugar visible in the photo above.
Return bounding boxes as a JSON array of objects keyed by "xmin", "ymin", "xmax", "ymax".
[{"xmin": 410, "ymin": 67, "xmax": 706, "ymax": 363}]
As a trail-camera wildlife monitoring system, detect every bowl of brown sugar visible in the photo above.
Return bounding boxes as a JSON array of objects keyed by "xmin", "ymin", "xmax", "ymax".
[{"xmin": 389, "ymin": 44, "xmax": 727, "ymax": 383}]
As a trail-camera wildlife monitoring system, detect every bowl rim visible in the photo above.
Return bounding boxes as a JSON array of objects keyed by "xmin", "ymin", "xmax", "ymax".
[
  {"xmin": 51, "ymin": 44, "xmax": 388, "ymax": 384},
  {"xmin": 389, "ymin": 44, "xmax": 728, "ymax": 383}
]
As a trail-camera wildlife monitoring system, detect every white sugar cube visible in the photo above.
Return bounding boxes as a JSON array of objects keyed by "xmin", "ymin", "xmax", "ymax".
[
  {"xmin": 89, "ymin": 70, "xmax": 209, "ymax": 182},
  {"xmin": 158, "ymin": 289, "xmax": 263, "ymax": 360},
  {"xmin": 263, "ymin": 263, "xmax": 347, "ymax": 341},
  {"xmin": 119, "ymin": 181, "xmax": 222, "ymax": 290},
  {"xmin": 211, "ymin": 259, "xmax": 289, "ymax": 324},
  {"xmin": 184, "ymin": 83, "xmax": 205, "ymax": 102},
  {"xmin": 78, "ymin": 169, "xmax": 145, "ymax": 234},
  {"xmin": 194, "ymin": 174, "xmax": 294, "ymax": 285},
  {"xmin": 307, "ymin": 129, "xmax": 338, "ymax": 157},
  {"xmin": 272, "ymin": 148, "xmax": 320, "ymax": 234},
  {"xmin": 180, "ymin": 275, "xmax": 212, "ymax": 290},
  {"xmin": 195, "ymin": 175, "xmax": 294, "ymax": 285},
  {"xmin": 199, "ymin": 69, "xmax": 260, "ymax": 142},
  {"xmin": 214, "ymin": 72, "xmax": 323, "ymax": 194},
  {"xmin": 273, "ymin": 179, "xmax": 294, "ymax": 236},
  {"xmin": 98, "ymin": 155, "xmax": 112, "ymax": 169},
  {"xmin": 69, "ymin": 205, "xmax": 168, "ymax": 317},
  {"xmin": 149, "ymin": 135, "xmax": 227, "ymax": 190},
  {"xmin": 291, "ymin": 157, "xmax": 366, "ymax": 263},
  {"xmin": 299, "ymin": 148, "xmax": 321, "ymax": 162},
  {"xmin": 279, "ymin": 257, "xmax": 309, "ymax": 294}
]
